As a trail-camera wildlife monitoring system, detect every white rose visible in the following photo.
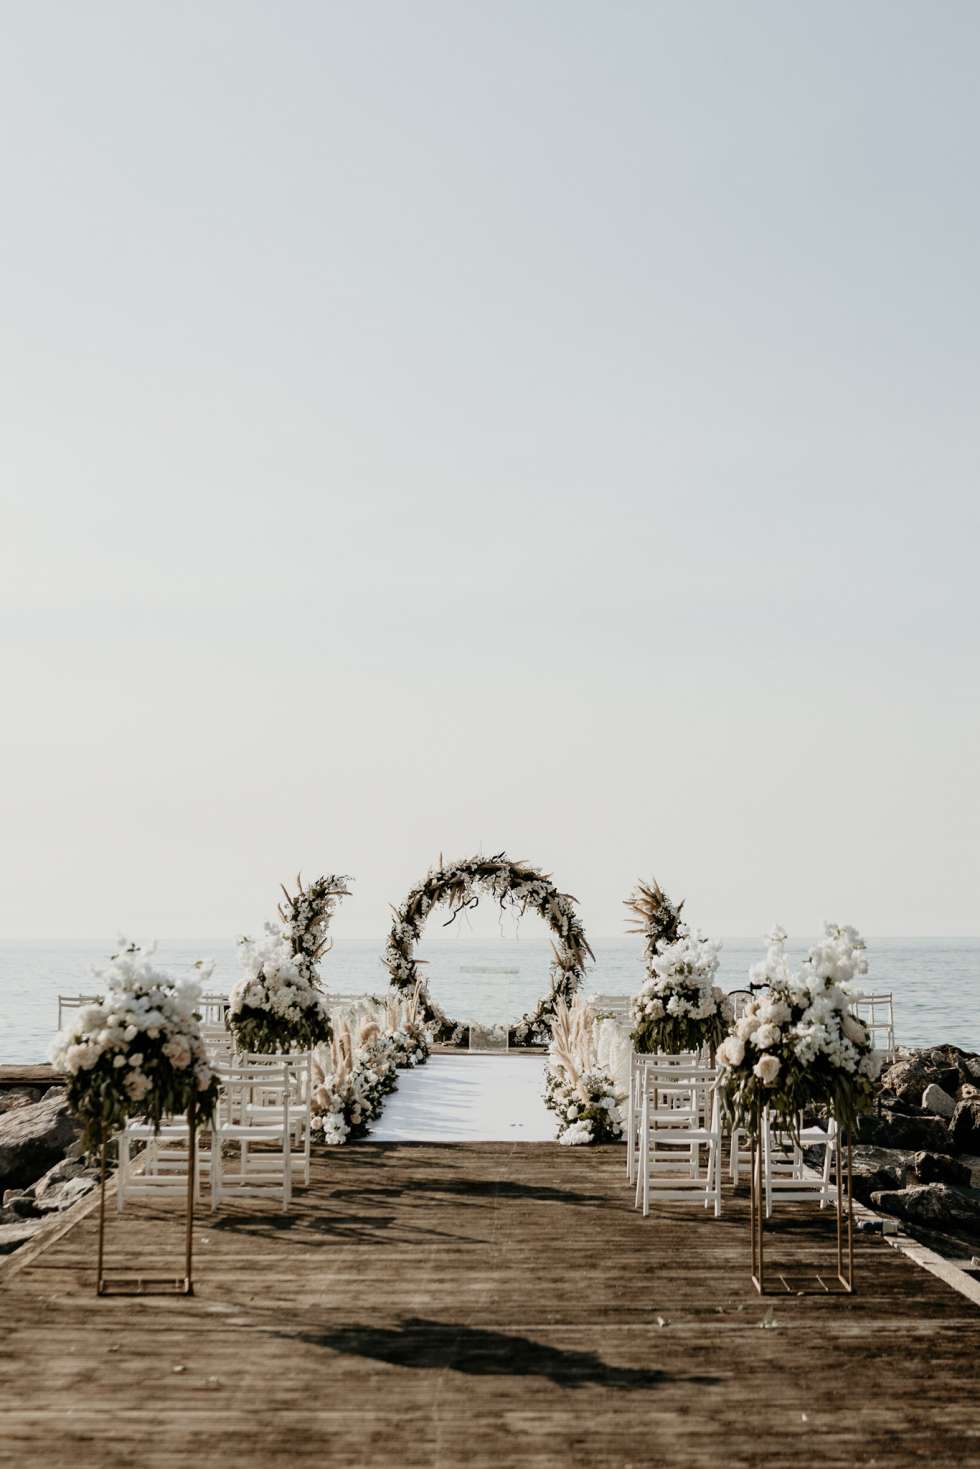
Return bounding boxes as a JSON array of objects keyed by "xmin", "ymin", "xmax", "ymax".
[
  {"xmin": 841, "ymin": 1013, "xmax": 868, "ymax": 1045},
  {"xmin": 717, "ymin": 1035, "xmax": 745, "ymax": 1067},
  {"xmin": 753, "ymin": 1054, "xmax": 781, "ymax": 1086},
  {"xmin": 754, "ymin": 1023, "xmax": 780, "ymax": 1049}
]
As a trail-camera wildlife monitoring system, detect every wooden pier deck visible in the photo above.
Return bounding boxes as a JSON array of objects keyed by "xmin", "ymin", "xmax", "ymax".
[{"xmin": 1, "ymin": 1142, "xmax": 977, "ymax": 1468}]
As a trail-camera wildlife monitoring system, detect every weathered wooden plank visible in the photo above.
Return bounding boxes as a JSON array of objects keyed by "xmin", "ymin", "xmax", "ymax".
[
  {"xmin": 0, "ymin": 1064, "xmax": 62, "ymax": 1088},
  {"xmin": 0, "ymin": 1142, "xmax": 977, "ymax": 1469}
]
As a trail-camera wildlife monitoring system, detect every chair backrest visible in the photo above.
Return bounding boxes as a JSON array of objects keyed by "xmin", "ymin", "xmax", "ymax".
[
  {"xmin": 633, "ymin": 1048, "xmax": 698, "ymax": 1069},
  {"xmin": 198, "ymin": 991, "xmax": 229, "ymax": 1025},
  {"xmin": 726, "ymin": 989, "xmax": 754, "ymax": 1020},
  {"xmin": 640, "ymin": 1061, "xmax": 719, "ymax": 1123},
  {"xmin": 241, "ymin": 1050, "xmax": 312, "ymax": 1103},
  {"xmin": 56, "ymin": 994, "xmax": 101, "ymax": 1030},
  {"xmin": 215, "ymin": 1060, "xmax": 290, "ymax": 1125},
  {"xmin": 591, "ymin": 994, "xmax": 633, "ymax": 1023},
  {"xmin": 201, "ymin": 1022, "xmax": 233, "ymax": 1061}
]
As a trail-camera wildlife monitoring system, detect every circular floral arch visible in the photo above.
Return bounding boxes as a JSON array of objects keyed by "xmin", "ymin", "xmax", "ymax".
[{"xmin": 383, "ymin": 853, "xmax": 594, "ymax": 1047}]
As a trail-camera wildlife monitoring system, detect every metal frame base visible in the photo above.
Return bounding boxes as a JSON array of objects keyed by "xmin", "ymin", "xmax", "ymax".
[
  {"xmin": 97, "ymin": 1276, "xmax": 193, "ymax": 1297},
  {"xmin": 749, "ymin": 1111, "xmax": 854, "ymax": 1296},
  {"xmin": 96, "ymin": 1097, "xmax": 197, "ymax": 1298}
]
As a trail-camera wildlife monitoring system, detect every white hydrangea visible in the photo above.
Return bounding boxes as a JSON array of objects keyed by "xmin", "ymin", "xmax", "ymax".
[
  {"xmin": 558, "ymin": 1119, "xmax": 594, "ymax": 1146},
  {"xmin": 229, "ymin": 923, "xmax": 329, "ymax": 1027},
  {"xmin": 51, "ymin": 940, "xmax": 216, "ymax": 1119},
  {"xmin": 717, "ymin": 922, "xmax": 884, "ymax": 1112},
  {"xmin": 631, "ymin": 929, "xmax": 725, "ymax": 1028}
]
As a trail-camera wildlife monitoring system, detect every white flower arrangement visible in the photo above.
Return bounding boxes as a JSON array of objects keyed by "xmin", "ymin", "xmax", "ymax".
[
  {"xmin": 387, "ymin": 1026, "xmax": 430, "ymax": 1068},
  {"xmin": 630, "ymin": 929, "xmax": 730, "ymax": 1057},
  {"xmin": 546, "ymin": 1065, "xmax": 624, "ymax": 1146},
  {"xmin": 51, "ymin": 940, "xmax": 220, "ymax": 1146},
  {"xmin": 718, "ymin": 923, "xmax": 883, "ymax": 1136},
  {"xmin": 384, "ymin": 853, "xmax": 593, "ymax": 1047},
  {"xmin": 543, "ymin": 996, "xmax": 625, "ymax": 1145},
  {"xmin": 229, "ymin": 923, "xmax": 332, "ymax": 1053},
  {"xmin": 228, "ymin": 873, "xmax": 351, "ymax": 1054}
]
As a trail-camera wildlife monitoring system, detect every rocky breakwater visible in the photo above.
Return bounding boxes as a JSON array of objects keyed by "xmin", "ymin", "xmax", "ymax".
[
  {"xmin": 0, "ymin": 1085, "xmax": 98, "ymax": 1257},
  {"xmin": 847, "ymin": 1044, "xmax": 980, "ymax": 1250}
]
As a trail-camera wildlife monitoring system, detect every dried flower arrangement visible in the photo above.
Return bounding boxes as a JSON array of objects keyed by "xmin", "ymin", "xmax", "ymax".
[{"xmin": 543, "ymin": 995, "xmax": 624, "ymax": 1145}]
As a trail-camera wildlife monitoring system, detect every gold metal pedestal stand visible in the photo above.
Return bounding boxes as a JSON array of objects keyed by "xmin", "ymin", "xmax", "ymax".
[
  {"xmin": 749, "ymin": 1109, "xmax": 854, "ymax": 1295},
  {"xmin": 96, "ymin": 1096, "xmax": 197, "ymax": 1297}
]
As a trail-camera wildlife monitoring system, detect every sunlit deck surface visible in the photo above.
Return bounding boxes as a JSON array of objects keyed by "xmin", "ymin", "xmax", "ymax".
[{"xmin": 1, "ymin": 1142, "xmax": 977, "ymax": 1468}]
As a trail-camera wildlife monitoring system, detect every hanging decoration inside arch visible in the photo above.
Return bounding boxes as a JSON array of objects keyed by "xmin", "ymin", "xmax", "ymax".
[{"xmin": 383, "ymin": 853, "xmax": 594, "ymax": 1047}]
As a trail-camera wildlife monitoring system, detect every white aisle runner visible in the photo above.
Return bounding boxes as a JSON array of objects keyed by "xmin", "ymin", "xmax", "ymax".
[{"xmin": 369, "ymin": 1054, "xmax": 554, "ymax": 1142}]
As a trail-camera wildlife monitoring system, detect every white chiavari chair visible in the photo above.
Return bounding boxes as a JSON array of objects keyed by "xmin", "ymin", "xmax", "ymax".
[
  {"xmin": 117, "ymin": 1114, "xmax": 202, "ymax": 1211},
  {"xmin": 760, "ymin": 1111, "xmax": 837, "ymax": 1215},
  {"xmin": 240, "ymin": 1051, "xmax": 313, "ymax": 1186},
  {"xmin": 849, "ymin": 992, "xmax": 896, "ymax": 1062},
  {"xmin": 726, "ymin": 990, "xmax": 754, "ymax": 1021},
  {"xmin": 199, "ymin": 991, "xmax": 229, "ymax": 1024},
  {"xmin": 635, "ymin": 1061, "xmax": 722, "ymax": 1218},
  {"xmin": 211, "ymin": 1060, "xmax": 292, "ymax": 1211},
  {"xmin": 627, "ymin": 1050, "xmax": 698, "ymax": 1182}
]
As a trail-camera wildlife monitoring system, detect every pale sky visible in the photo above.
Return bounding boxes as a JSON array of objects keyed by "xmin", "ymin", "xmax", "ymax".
[{"xmin": 2, "ymin": 1, "xmax": 978, "ymax": 942}]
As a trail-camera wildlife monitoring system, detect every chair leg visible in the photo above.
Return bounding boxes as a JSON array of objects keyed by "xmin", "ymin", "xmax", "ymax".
[
  {"xmin": 820, "ymin": 1126, "xmax": 835, "ymax": 1209},
  {"xmin": 117, "ymin": 1133, "xmax": 128, "ymax": 1214},
  {"xmin": 713, "ymin": 1138, "xmax": 722, "ymax": 1216},
  {"xmin": 626, "ymin": 1078, "xmax": 634, "ymax": 1180},
  {"xmin": 642, "ymin": 1112, "xmax": 651, "ymax": 1218},
  {"xmin": 211, "ymin": 1132, "xmax": 221, "ymax": 1211}
]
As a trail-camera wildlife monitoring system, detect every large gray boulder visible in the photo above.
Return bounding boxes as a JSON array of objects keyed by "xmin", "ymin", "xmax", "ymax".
[
  {"xmin": 870, "ymin": 1182, "xmax": 980, "ymax": 1237},
  {"xmin": 836, "ymin": 1145, "xmax": 911, "ymax": 1206},
  {"xmin": 921, "ymin": 1083, "xmax": 956, "ymax": 1118},
  {"xmin": 33, "ymin": 1175, "xmax": 95, "ymax": 1214},
  {"xmin": 0, "ymin": 1219, "xmax": 46, "ymax": 1254},
  {"xmin": 30, "ymin": 1157, "xmax": 88, "ymax": 1200},
  {"xmin": 949, "ymin": 1099, "xmax": 980, "ymax": 1155},
  {"xmin": 0, "ymin": 1090, "xmax": 80, "ymax": 1192},
  {"xmin": 909, "ymin": 1151, "xmax": 972, "ymax": 1187},
  {"xmin": 880, "ymin": 1050, "xmax": 962, "ymax": 1104},
  {"xmin": 961, "ymin": 1054, "xmax": 980, "ymax": 1086},
  {"xmin": 0, "ymin": 1087, "xmax": 42, "ymax": 1115},
  {"xmin": 2, "ymin": 1192, "xmax": 39, "ymax": 1219},
  {"xmin": 856, "ymin": 1104, "xmax": 954, "ymax": 1154}
]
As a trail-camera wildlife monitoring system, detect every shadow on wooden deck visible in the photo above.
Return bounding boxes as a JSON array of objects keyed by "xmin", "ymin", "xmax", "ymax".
[
  {"xmin": 285, "ymin": 1317, "xmax": 722, "ymax": 1391},
  {"xmin": 0, "ymin": 1141, "xmax": 977, "ymax": 1469}
]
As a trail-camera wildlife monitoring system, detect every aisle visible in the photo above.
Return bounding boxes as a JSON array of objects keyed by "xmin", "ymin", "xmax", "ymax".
[{"xmin": 370, "ymin": 1054, "xmax": 554, "ymax": 1141}]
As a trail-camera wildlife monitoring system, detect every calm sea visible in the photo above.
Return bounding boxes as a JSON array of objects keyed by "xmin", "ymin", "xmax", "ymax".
[{"xmin": 1, "ymin": 937, "xmax": 977, "ymax": 1064}]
